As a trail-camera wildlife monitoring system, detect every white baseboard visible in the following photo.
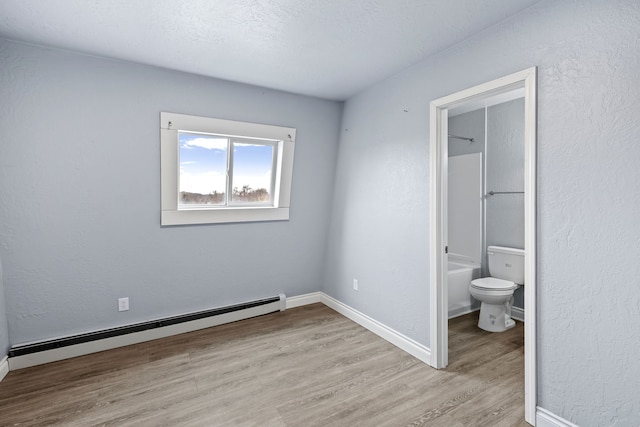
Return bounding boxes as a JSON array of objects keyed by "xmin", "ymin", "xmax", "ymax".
[
  {"xmin": 288, "ymin": 292, "xmax": 432, "ymax": 365},
  {"xmin": 9, "ymin": 298, "xmax": 284, "ymax": 370},
  {"xmin": 448, "ymin": 306, "xmax": 479, "ymax": 319},
  {"xmin": 0, "ymin": 356, "xmax": 8, "ymax": 383},
  {"xmin": 512, "ymin": 306, "xmax": 525, "ymax": 322},
  {"xmin": 536, "ymin": 407, "xmax": 579, "ymax": 427},
  {"xmin": 8, "ymin": 292, "xmax": 431, "ymax": 372},
  {"xmin": 449, "ymin": 306, "xmax": 524, "ymax": 323},
  {"xmin": 286, "ymin": 292, "xmax": 322, "ymax": 309},
  {"xmin": 319, "ymin": 293, "xmax": 432, "ymax": 365}
]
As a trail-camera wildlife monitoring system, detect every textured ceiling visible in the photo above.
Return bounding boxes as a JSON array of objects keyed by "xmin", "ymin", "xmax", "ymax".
[{"xmin": 0, "ymin": 0, "xmax": 541, "ymax": 100}]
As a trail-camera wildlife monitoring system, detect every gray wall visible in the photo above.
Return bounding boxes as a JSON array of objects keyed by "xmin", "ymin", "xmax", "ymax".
[
  {"xmin": 448, "ymin": 109, "xmax": 485, "ymax": 157},
  {"xmin": 2, "ymin": 1, "xmax": 640, "ymax": 424},
  {"xmin": 0, "ymin": 255, "xmax": 8, "ymax": 356},
  {"xmin": 486, "ymin": 98, "xmax": 525, "ymax": 250},
  {"xmin": 486, "ymin": 99, "xmax": 525, "ymax": 308},
  {"xmin": 0, "ymin": 39, "xmax": 342, "ymax": 345},
  {"xmin": 323, "ymin": 1, "xmax": 640, "ymax": 425}
]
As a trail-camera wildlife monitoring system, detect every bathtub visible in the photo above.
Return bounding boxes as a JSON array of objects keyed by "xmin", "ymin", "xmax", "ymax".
[{"xmin": 448, "ymin": 260, "xmax": 481, "ymax": 319}]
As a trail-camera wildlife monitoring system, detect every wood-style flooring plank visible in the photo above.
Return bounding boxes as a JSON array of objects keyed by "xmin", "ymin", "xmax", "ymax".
[{"xmin": 0, "ymin": 304, "xmax": 525, "ymax": 426}]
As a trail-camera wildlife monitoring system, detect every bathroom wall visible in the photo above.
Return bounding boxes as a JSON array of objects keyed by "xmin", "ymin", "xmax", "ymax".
[
  {"xmin": 448, "ymin": 109, "xmax": 485, "ymax": 157},
  {"xmin": 324, "ymin": 1, "xmax": 640, "ymax": 425},
  {"xmin": 449, "ymin": 102, "xmax": 525, "ymax": 310},
  {"xmin": 485, "ymin": 98, "xmax": 525, "ymax": 250},
  {"xmin": 486, "ymin": 98, "xmax": 525, "ymax": 308},
  {"xmin": 0, "ymin": 39, "xmax": 342, "ymax": 345}
]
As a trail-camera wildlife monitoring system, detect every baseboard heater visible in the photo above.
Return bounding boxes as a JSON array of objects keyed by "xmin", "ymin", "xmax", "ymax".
[{"xmin": 9, "ymin": 294, "xmax": 286, "ymax": 369}]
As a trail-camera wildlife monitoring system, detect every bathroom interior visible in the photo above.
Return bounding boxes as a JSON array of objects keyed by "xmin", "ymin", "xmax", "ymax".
[{"xmin": 447, "ymin": 94, "xmax": 525, "ymax": 342}]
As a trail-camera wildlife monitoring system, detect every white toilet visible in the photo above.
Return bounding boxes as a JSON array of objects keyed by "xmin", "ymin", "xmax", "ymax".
[{"xmin": 469, "ymin": 246, "xmax": 524, "ymax": 332}]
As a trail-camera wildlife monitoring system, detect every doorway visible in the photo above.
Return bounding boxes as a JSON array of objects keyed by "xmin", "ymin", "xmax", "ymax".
[{"xmin": 428, "ymin": 68, "xmax": 537, "ymax": 425}]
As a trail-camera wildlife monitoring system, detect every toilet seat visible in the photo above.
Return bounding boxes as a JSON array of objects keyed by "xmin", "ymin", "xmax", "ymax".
[{"xmin": 470, "ymin": 277, "xmax": 517, "ymax": 291}]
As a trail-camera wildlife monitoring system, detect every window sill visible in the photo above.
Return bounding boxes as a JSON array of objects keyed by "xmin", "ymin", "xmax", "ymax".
[{"xmin": 161, "ymin": 207, "xmax": 290, "ymax": 226}]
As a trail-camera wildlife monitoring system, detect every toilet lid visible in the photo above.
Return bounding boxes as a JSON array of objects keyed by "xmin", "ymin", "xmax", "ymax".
[{"xmin": 470, "ymin": 277, "xmax": 517, "ymax": 291}]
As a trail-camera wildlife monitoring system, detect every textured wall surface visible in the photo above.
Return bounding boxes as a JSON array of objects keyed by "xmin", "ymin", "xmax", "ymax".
[
  {"xmin": 323, "ymin": 0, "xmax": 640, "ymax": 425},
  {"xmin": 0, "ymin": 39, "xmax": 342, "ymax": 344},
  {"xmin": 0, "ymin": 255, "xmax": 8, "ymax": 356},
  {"xmin": 486, "ymin": 98, "xmax": 525, "ymax": 250}
]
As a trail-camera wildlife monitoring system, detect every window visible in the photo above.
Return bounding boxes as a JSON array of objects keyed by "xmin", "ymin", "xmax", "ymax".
[
  {"xmin": 178, "ymin": 132, "xmax": 276, "ymax": 208},
  {"xmin": 161, "ymin": 112, "xmax": 296, "ymax": 225}
]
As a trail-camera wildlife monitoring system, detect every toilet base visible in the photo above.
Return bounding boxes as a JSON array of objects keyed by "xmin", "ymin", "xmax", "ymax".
[{"xmin": 477, "ymin": 301, "xmax": 515, "ymax": 333}]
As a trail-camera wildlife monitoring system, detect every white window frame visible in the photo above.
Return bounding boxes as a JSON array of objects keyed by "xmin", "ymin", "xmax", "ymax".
[{"xmin": 160, "ymin": 112, "xmax": 296, "ymax": 225}]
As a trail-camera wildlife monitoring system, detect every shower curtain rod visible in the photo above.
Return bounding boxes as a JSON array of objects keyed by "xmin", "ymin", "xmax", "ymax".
[{"xmin": 448, "ymin": 134, "xmax": 474, "ymax": 143}]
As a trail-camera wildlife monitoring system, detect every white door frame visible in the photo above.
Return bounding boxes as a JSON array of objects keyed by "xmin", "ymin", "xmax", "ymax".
[{"xmin": 429, "ymin": 67, "xmax": 537, "ymax": 425}]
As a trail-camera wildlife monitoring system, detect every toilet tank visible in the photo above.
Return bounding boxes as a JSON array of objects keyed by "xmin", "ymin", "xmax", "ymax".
[{"xmin": 487, "ymin": 246, "xmax": 525, "ymax": 284}]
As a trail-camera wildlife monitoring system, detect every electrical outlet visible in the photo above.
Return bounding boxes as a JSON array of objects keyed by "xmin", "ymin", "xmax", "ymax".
[
  {"xmin": 118, "ymin": 297, "xmax": 129, "ymax": 312},
  {"xmin": 353, "ymin": 278, "xmax": 358, "ymax": 291}
]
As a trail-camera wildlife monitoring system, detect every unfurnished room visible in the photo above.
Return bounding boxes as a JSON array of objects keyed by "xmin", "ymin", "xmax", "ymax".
[{"xmin": 0, "ymin": 1, "xmax": 639, "ymax": 426}]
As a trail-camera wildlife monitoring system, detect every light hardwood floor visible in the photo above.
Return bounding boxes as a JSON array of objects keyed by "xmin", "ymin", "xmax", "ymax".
[{"xmin": 0, "ymin": 304, "xmax": 526, "ymax": 426}]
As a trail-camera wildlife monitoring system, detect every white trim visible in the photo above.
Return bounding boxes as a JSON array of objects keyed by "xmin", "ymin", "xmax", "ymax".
[
  {"xmin": 320, "ymin": 293, "xmax": 432, "ymax": 365},
  {"xmin": 287, "ymin": 292, "xmax": 432, "ymax": 365},
  {"xmin": 9, "ymin": 299, "xmax": 283, "ymax": 370},
  {"xmin": 536, "ymin": 408, "xmax": 579, "ymax": 427},
  {"xmin": 8, "ymin": 292, "xmax": 432, "ymax": 372},
  {"xmin": 161, "ymin": 206, "xmax": 290, "ymax": 226},
  {"xmin": 160, "ymin": 112, "xmax": 296, "ymax": 226},
  {"xmin": 291, "ymin": 292, "xmax": 432, "ymax": 365},
  {"xmin": 523, "ymin": 67, "xmax": 538, "ymax": 427},
  {"xmin": 512, "ymin": 306, "xmax": 525, "ymax": 323},
  {"xmin": 449, "ymin": 87, "xmax": 526, "ymax": 117},
  {"xmin": 286, "ymin": 292, "xmax": 322, "ymax": 309},
  {"xmin": 448, "ymin": 306, "xmax": 479, "ymax": 320},
  {"xmin": 0, "ymin": 356, "xmax": 8, "ymax": 383},
  {"xmin": 429, "ymin": 98, "xmax": 449, "ymax": 368},
  {"xmin": 429, "ymin": 67, "xmax": 537, "ymax": 425}
]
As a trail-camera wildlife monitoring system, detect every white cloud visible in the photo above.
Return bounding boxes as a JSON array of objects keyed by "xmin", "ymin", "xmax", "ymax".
[{"xmin": 183, "ymin": 137, "xmax": 227, "ymax": 150}]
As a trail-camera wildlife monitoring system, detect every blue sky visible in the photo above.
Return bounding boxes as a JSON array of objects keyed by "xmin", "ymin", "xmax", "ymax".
[{"xmin": 179, "ymin": 132, "xmax": 273, "ymax": 195}]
